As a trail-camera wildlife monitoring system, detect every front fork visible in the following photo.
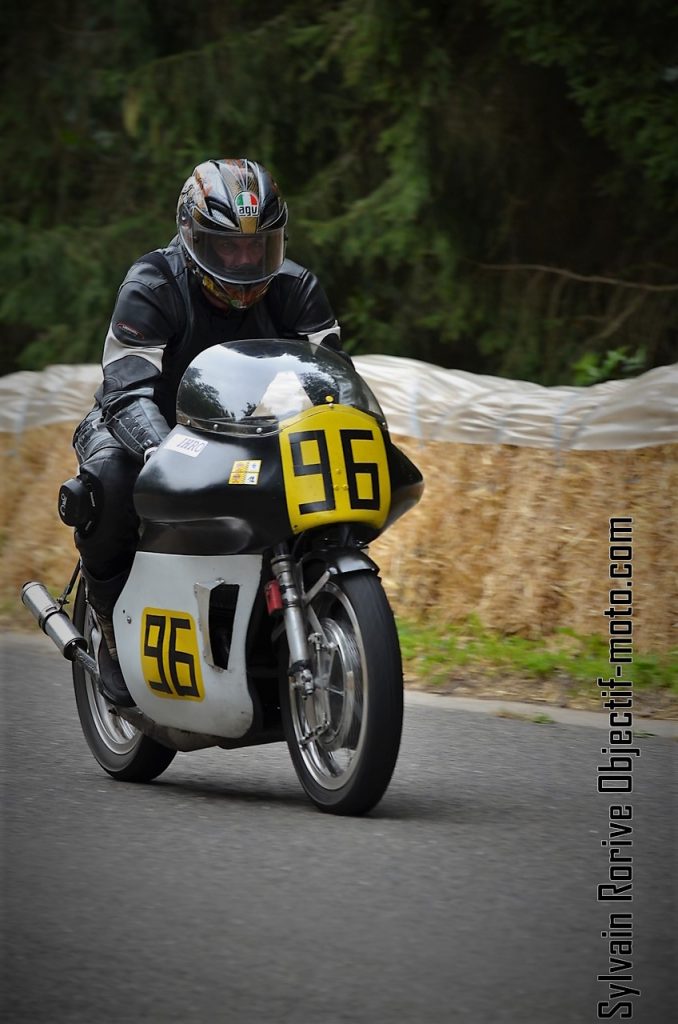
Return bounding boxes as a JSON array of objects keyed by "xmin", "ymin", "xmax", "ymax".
[
  {"xmin": 270, "ymin": 543, "xmax": 316, "ymax": 697},
  {"xmin": 270, "ymin": 544, "xmax": 337, "ymax": 751}
]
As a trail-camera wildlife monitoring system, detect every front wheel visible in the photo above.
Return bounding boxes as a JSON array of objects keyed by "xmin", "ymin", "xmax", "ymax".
[
  {"xmin": 280, "ymin": 570, "xmax": 403, "ymax": 815},
  {"xmin": 71, "ymin": 581, "xmax": 176, "ymax": 782}
]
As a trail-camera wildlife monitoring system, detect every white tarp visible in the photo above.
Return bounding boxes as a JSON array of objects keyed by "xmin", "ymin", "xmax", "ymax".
[
  {"xmin": 354, "ymin": 356, "xmax": 678, "ymax": 449},
  {"xmin": 0, "ymin": 357, "xmax": 676, "ymax": 450}
]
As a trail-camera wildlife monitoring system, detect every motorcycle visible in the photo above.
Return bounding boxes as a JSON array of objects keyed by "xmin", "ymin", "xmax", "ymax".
[{"xmin": 22, "ymin": 338, "xmax": 424, "ymax": 815}]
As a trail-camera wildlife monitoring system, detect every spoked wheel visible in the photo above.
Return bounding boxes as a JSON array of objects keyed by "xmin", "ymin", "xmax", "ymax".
[
  {"xmin": 280, "ymin": 570, "xmax": 403, "ymax": 815},
  {"xmin": 71, "ymin": 581, "xmax": 176, "ymax": 782}
]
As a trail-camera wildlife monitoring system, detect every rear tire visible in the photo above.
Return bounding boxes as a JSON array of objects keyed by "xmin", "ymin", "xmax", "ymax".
[
  {"xmin": 280, "ymin": 570, "xmax": 403, "ymax": 815},
  {"xmin": 71, "ymin": 580, "xmax": 176, "ymax": 782}
]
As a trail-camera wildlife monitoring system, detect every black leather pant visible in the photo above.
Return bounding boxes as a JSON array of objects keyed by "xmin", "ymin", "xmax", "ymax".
[{"xmin": 72, "ymin": 408, "xmax": 141, "ymax": 614}]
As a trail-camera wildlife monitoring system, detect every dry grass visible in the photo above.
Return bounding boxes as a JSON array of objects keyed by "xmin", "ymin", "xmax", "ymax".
[
  {"xmin": 1, "ymin": 424, "xmax": 80, "ymax": 617},
  {"xmin": 2, "ymin": 425, "xmax": 676, "ymax": 656},
  {"xmin": 372, "ymin": 438, "xmax": 677, "ymax": 653}
]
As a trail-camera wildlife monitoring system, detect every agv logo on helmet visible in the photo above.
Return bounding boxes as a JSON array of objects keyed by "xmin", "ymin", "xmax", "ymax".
[{"xmin": 235, "ymin": 191, "xmax": 259, "ymax": 218}]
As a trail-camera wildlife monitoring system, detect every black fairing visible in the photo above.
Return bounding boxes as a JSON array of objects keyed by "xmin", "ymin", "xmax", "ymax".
[
  {"xmin": 133, "ymin": 339, "xmax": 424, "ymax": 555},
  {"xmin": 384, "ymin": 440, "xmax": 425, "ymax": 530}
]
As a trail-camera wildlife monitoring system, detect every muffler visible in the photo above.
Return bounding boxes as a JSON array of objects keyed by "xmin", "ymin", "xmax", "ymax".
[{"xmin": 21, "ymin": 580, "xmax": 98, "ymax": 676}]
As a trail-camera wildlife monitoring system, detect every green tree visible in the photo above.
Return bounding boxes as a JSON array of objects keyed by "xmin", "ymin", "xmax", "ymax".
[{"xmin": 2, "ymin": 0, "xmax": 676, "ymax": 382}]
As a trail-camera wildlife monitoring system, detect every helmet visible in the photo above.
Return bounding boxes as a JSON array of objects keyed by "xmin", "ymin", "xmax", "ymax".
[{"xmin": 177, "ymin": 158, "xmax": 288, "ymax": 309}]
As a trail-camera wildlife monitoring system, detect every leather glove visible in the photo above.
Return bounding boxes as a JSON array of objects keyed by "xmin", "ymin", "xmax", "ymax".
[{"xmin": 106, "ymin": 397, "xmax": 170, "ymax": 463}]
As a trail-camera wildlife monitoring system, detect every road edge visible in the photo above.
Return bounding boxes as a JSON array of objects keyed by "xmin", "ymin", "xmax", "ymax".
[{"xmin": 404, "ymin": 690, "xmax": 678, "ymax": 737}]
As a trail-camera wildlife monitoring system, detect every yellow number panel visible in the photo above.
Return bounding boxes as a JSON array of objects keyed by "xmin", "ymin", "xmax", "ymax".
[
  {"xmin": 140, "ymin": 608, "xmax": 205, "ymax": 700},
  {"xmin": 279, "ymin": 405, "xmax": 391, "ymax": 533}
]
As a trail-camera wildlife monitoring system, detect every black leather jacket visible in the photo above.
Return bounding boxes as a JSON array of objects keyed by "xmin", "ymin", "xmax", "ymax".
[{"xmin": 97, "ymin": 239, "xmax": 342, "ymax": 461}]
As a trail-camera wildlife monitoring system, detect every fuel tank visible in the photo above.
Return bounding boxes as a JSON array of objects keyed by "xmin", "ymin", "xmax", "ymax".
[{"xmin": 134, "ymin": 426, "xmax": 292, "ymax": 554}]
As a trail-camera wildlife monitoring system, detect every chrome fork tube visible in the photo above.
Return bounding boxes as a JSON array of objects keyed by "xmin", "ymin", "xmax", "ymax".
[{"xmin": 270, "ymin": 544, "xmax": 314, "ymax": 695}]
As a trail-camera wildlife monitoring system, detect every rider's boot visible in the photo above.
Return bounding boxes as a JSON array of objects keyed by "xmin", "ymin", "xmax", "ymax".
[{"xmin": 81, "ymin": 566, "xmax": 135, "ymax": 707}]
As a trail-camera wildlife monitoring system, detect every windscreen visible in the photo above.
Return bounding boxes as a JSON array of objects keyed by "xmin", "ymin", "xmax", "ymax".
[{"xmin": 176, "ymin": 338, "xmax": 386, "ymax": 436}]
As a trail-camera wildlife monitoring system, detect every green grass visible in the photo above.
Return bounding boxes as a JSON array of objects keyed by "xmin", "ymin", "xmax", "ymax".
[{"xmin": 396, "ymin": 615, "xmax": 678, "ymax": 698}]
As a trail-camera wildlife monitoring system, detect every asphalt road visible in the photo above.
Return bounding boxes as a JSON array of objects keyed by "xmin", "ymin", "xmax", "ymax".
[{"xmin": 1, "ymin": 633, "xmax": 674, "ymax": 1024}]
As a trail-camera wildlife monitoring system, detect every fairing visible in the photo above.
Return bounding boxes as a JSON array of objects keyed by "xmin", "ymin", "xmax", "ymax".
[{"xmin": 135, "ymin": 339, "xmax": 423, "ymax": 554}]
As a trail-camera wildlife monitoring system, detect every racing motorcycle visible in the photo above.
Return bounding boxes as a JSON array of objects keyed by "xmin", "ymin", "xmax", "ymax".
[{"xmin": 22, "ymin": 339, "xmax": 424, "ymax": 815}]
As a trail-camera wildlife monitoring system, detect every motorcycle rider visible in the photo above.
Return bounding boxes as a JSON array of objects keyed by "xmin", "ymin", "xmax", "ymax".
[{"xmin": 71, "ymin": 158, "xmax": 343, "ymax": 707}]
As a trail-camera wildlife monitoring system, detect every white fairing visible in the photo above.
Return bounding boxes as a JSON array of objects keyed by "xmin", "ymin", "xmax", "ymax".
[{"xmin": 114, "ymin": 551, "xmax": 262, "ymax": 738}]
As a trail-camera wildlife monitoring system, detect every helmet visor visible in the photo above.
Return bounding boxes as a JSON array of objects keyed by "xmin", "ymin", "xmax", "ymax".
[{"xmin": 181, "ymin": 219, "xmax": 286, "ymax": 284}]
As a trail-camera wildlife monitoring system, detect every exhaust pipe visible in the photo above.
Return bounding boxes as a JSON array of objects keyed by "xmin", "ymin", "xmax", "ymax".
[{"xmin": 21, "ymin": 580, "xmax": 98, "ymax": 676}]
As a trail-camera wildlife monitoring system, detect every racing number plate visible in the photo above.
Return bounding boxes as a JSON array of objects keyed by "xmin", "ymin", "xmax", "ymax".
[
  {"xmin": 279, "ymin": 405, "xmax": 391, "ymax": 533},
  {"xmin": 140, "ymin": 608, "xmax": 205, "ymax": 700}
]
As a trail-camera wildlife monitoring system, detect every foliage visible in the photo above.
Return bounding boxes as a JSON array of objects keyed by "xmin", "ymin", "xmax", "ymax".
[
  {"xmin": 2, "ymin": 0, "xmax": 677, "ymax": 381},
  {"xmin": 570, "ymin": 345, "xmax": 648, "ymax": 386},
  {"xmin": 485, "ymin": 0, "xmax": 678, "ymax": 211}
]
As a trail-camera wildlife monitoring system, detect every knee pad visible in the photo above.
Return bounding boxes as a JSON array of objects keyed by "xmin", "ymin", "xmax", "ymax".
[
  {"xmin": 58, "ymin": 474, "xmax": 97, "ymax": 533},
  {"xmin": 62, "ymin": 413, "xmax": 140, "ymax": 547},
  {"xmin": 60, "ymin": 414, "xmax": 127, "ymax": 535}
]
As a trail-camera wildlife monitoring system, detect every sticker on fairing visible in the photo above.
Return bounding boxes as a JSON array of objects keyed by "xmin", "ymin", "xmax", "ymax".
[
  {"xmin": 164, "ymin": 434, "xmax": 208, "ymax": 457},
  {"xmin": 229, "ymin": 460, "xmax": 262, "ymax": 485},
  {"xmin": 140, "ymin": 608, "xmax": 204, "ymax": 700}
]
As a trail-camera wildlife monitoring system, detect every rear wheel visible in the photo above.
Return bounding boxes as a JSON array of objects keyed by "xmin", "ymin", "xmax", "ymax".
[
  {"xmin": 280, "ymin": 570, "xmax": 403, "ymax": 815},
  {"xmin": 71, "ymin": 581, "xmax": 176, "ymax": 782}
]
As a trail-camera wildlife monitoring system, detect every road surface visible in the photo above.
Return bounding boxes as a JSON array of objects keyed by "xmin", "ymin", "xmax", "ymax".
[{"xmin": 1, "ymin": 634, "xmax": 674, "ymax": 1023}]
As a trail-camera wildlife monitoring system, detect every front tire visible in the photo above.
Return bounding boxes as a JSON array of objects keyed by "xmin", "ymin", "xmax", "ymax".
[
  {"xmin": 280, "ymin": 570, "xmax": 403, "ymax": 815},
  {"xmin": 71, "ymin": 580, "xmax": 176, "ymax": 782}
]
